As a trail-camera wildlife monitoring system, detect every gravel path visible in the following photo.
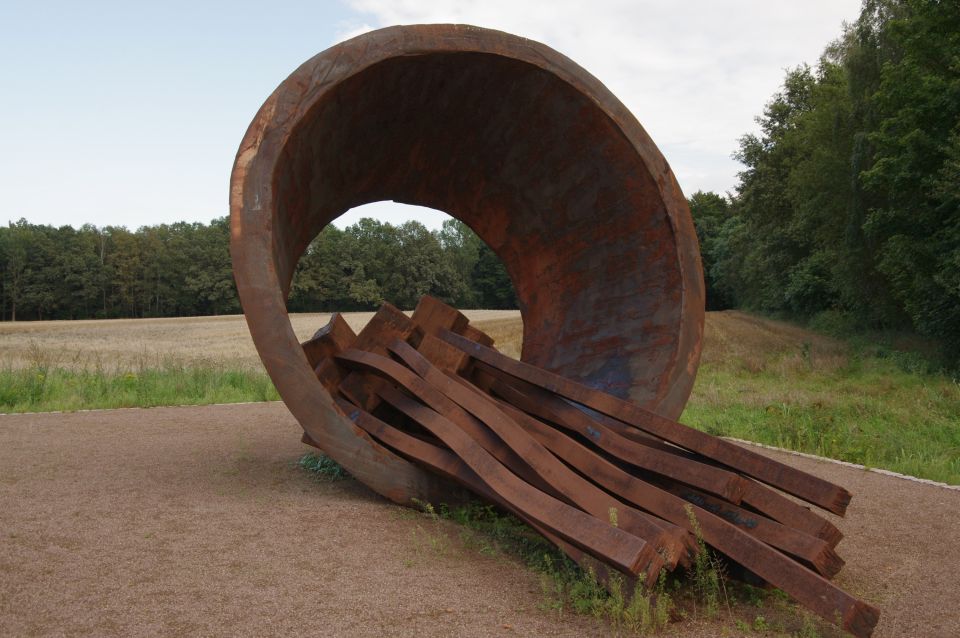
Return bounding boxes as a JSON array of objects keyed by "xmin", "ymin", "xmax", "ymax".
[{"xmin": 1, "ymin": 403, "xmax": 957, "ymax": 637}]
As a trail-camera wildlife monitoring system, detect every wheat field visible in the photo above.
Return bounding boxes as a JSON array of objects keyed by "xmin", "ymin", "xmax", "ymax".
[
  {"xmin": 0, "ymin": 309, "xmax": 846, "ymax": 371},
  {"xmin": 0, "ymin": 310, "xmax": 521, "ymax": 371}
]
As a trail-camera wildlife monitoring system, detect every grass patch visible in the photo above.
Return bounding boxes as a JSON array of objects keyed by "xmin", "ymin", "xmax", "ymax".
[
  {"xmin": 0, "ymin": 363, "xmax": 279, "ymax": 413},
  {"xmin": 298, "ymin": 453, "xmax": 351, "ymax": 481},
  {"xmin": 685, "ymin": 341, "xmax": 960, "ymax": 484}
]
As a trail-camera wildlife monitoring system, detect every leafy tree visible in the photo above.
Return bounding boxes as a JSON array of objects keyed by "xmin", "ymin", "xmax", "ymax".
[
  {"xmin": 472, "ymin": 242, "xmax": 518, "ymax": 310},
  {"xmin": 181, "ymin": 219, "xmax": 239, "ymax": 315},
  {"xmin": 727, "ymin": 65, "xmax": 822, "ymax": 313},
  {"xmin": 688, "ymin": 191, "xmax": 735, "ymax": 310},
  {"xmin": 438, "ymin": 218, "xmax": 482, "ymax": 307},
  {"xmin": 3, "ymin": 221, "xmax": 32, "ymax": 321},
  {"xmin": 704, "ymin": 0, "xmax": 960, "ymax": 365},
  {"xmin": 64, "ymin": 225, "xmax": 106, "ymax": 319},
  {"xmin": 860, "ymin": 0, "xmax": 960, "ymax": 353},
  {"xmin": 106, "ymin": 227, "xmax": 142, "ymax": 317}
]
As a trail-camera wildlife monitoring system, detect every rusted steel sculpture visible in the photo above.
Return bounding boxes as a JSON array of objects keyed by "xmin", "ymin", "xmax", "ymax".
[
  {"xmin": 230, "ymin": 24, "xmax": 703, "ymax": 496},
  {"xmin": 230, "ymin": 25, "xmax": 878, "ymax": 637}
]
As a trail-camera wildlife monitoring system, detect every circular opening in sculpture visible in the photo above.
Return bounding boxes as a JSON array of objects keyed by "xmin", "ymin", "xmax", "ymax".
[{"xmin": 287, "ymin": 202, "xmax": 521, "ymax": 328}]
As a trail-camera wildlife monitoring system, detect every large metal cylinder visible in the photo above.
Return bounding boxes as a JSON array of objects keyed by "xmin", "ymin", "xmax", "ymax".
[{"xmin": 230, "ymin": 24, "xmax": 704, "ymax": 503}]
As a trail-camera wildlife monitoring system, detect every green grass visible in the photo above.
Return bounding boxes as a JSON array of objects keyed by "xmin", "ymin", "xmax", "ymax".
[
  {"xmin": 298, "ymin": 452, "xmax": 351, "ymax": 481},
  {"xmin": 0, "ymin": 364, "xmax": 279, "ymax": 413},
  {"xmin": 684, "ymin": 349, "xmax": 960, "ymax": 484}
]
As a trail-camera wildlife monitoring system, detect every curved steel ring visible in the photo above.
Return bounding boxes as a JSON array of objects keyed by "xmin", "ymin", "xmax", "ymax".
[{"xmin": 230, "ymin": 24, "xmax": 704, "ymax": 503}]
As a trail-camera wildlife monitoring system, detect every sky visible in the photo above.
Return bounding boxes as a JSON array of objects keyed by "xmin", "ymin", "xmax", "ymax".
[{"xmin": 0, "ymin": 0, "xmax": 863, "ymax": 231}]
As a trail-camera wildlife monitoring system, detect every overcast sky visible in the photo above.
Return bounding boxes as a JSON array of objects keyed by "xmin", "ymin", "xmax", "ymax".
[{"xmin": 0, "ymin": 0, "xmax": 862, "ymax": 231}]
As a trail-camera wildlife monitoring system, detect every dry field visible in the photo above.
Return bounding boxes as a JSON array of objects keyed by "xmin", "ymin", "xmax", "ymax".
[
  {"xmin": 0, "ymin": 310, "xmax": 522, "ymax": 370},
  {"xmin": 0, "ymin": 309, "xmax": 838, "ymax": 371}
]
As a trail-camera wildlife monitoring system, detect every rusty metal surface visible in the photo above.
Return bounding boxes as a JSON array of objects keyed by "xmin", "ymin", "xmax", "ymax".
[
  {"xmin": 230, "ymin": 24, "xmax": 704, "ymax": 500},
  {"xmin": 441, "ymin": 329, "xmax": 852, "ymax": 516}
]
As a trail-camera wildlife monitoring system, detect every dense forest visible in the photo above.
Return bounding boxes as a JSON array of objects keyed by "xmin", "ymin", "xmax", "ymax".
[
  {"xmin": 0, "ymin": 217, "xmax": 516, "ymax": 321},
  {"xmin": 1, "ymin": 1, "xmax": 957, "ymax": 363},
  {"xmin": 691, "ymin": 0, "xmax": 960, "ymax": 363}
]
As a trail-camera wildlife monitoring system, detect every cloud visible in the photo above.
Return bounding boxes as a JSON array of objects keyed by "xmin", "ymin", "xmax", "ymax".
[
  {"xmin": 332, "ymin": 21, "xmax": 376, "ymax": 44},
  {"xmin": 341, "ymin": 0, "xmax": 861, "ymax": 199}
]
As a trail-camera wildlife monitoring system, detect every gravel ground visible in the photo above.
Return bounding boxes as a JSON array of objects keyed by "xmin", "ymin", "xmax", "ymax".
[{"xmin": 1, "ymin": 402, "xmax": 957, "ymax": 637}]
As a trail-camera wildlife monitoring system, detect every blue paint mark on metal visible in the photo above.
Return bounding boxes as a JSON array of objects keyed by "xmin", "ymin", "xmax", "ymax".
[
  {"xmin": 583, "ymin": 355, "xmax": 633, "ymax": 399},
  {"xmin": 680, "ymin": 491, "xmax": 758, "ymax": 529},
  {"xmin": 349, "ymin": 409, "xmax": 360, "ymax": 421},
  {"xmin": 585, "ymin": 426, "xmax": 602, "ymax": 442},
  {"xmin": 569, "ymin": 399, "xmax": 608, "ymax": 421}
]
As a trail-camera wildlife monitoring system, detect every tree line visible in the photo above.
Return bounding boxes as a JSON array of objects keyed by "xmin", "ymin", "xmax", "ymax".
[
  {"xmin": 288, "ymin": 218, "xmax": 516, "ymax": 312},
  {"xmin": 691, "ymin": 0, "xmax": 960, "ymax": 364},
  {"xmin": 0, "ymin": 217, "xmax": 517, "ymax": 321}
]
